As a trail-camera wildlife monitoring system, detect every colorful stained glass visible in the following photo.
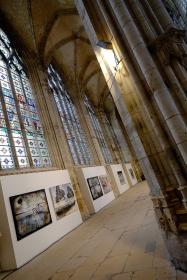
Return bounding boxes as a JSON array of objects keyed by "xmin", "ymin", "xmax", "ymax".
[
  {"xmin": 0, "ymin": 128, "xmax": 15, "ymax": 168},
  {"xmin": 0, "ymin": 27, "xmax": 51, "ymax": 169}
]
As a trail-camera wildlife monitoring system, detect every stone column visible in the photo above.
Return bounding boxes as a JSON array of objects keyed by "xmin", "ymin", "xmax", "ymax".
[
  {"xmin": 75, "ymin": 0, "xmax": 187, "ymax": 270},
  {"xmin": 109, "ymin": 0, "xmax": 187, "ymax": 166},
  {"xmin": 99, "ymin": 0, "xmax": 187, "ymax": 206},
  {"xmin": 148, "ymin": 0, "xmax": 175, "ymax": 30}
]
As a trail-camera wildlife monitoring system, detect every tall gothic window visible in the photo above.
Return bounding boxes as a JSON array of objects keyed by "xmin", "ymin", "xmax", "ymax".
[
  {"xmin": 48, "ymin": 64, "xmax": 93, "ymax": 165},
  {"xmin": 104, "ymin": 114, "xmax": 125, "ymax": 162},
  {"xmin": 162, "ymin": 0, "xmax": 187, "ymax": 29},
  {"xmin": 84, "ymin": 96, "xmax": 113, "ymax": 164},
  {"xmin": 0, "ymin": 28, "xmax": 51, "ymax": 169}
]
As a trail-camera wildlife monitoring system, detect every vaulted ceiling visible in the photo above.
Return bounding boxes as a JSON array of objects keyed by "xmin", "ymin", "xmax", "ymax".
[{"xmin": 0, "ymin": 0, "xmax": 114, "ymax": 111}]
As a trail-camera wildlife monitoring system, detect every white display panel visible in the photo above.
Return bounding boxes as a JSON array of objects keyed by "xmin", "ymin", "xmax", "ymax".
[
  {"xmin": 110, "ymin": 164, "xmax": 130, "ymax": 194},
  {"xmin": 79, "ymin": 166, "xmax": 115, "ymax": 214},
  {"xmin": 125, "ymin": 163, "xmax": 138, "ymax": 185},
  {"xmin": 0, "ymin": 170, "xmax": 82, "ymax": 270}
]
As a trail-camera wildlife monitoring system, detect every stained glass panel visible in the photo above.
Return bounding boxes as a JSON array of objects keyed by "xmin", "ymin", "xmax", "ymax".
[
  {"xmin": 0, "ymin": 27, "xmax": 51, "ymax": 170},
  {"xmin": 48, "ymin": 64, "xmax": 92, "ymax": 165},
  {"xmin": 0, "ymin": 127, "xmax": 14, "ymax": 168},
  {"xmin": 84, "ymin": 96, "xmax": 113, "ymax": 164}
]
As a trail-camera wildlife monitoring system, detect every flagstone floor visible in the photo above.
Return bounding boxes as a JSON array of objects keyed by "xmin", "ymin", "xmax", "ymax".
[{"xmin": 1, "ymin": 181, "xmax": 187, "ymax": 280}]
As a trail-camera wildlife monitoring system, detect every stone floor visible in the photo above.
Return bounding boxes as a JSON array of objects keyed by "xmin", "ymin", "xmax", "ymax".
[{"xmin": 1, "ymin": 181, "xmax": 187, "ymax": 280}]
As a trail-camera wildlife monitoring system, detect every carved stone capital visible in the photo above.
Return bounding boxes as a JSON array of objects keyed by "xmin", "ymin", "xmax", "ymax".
[{"xmin": 149, "ymin": 28, "xmax": 187, "ymax": 65}]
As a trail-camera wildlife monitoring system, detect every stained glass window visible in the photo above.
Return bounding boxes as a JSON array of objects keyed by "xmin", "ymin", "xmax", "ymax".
[
  {"xmin": 48, "ymin": 64, "xmax": 93, "ymax": 165},
  {"xmin": 84, "ymin": 96, "xmax": 113, "ymax": 164},
  {"xmin": 162, "ymin": 0, "xmax": 187, "ymax": 29},
  {"xmin": 104, "ymin": 114, "xmax": 127, "ymax": 162},
  {"xmin": 0, "ymin": 28, "xmax": 51, "ymax": 169}
]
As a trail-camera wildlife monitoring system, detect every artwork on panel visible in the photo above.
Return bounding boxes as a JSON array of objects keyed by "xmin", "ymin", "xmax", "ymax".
[
  {"xmin": 10, "ymin": 190, "xmax": 52, "ymax": 241},
  {"xmin": 87, "ymin": 177, "xmax": 103, "ymax": 200},
  {"xmin": 50, "ymin": 183, "xmax": 77, "ymax": 220},
  {"xmin": 117, "ymin": 171, "xmax": 126, "ymax": 185},
  {"xmin": 99, "ymin": 175, "xmax": 112, "ymax": 194},
  {"xmin": 129, "ymin": 168, "xmax": 135, "ymax": 179}
]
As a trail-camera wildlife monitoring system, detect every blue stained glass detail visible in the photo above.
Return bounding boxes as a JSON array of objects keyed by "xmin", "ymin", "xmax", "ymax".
[{"xmin": 0, "ymin": 27, "xmax": 51, "ymax": 169}]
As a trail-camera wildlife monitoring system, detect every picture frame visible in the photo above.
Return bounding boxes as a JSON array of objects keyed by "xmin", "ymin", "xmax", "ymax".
[
  {"xmin": 117, "ymin": 171, "xmax": 126, "ymax": 185},
  {"xmin": 87, "ymin": 176, "xmax": 103, "ymax": 200},
  {"xmin": 10, "ymin": 189, "xmax": 52, "ymax": 241},
  {"xmin": 50, "ymin": 183, "xmax": 77, "ymax": 220},
  {"xmin": 129, "ymin": 168, "xmax": 135, "ymax": 179},
  {"xmin": 99, "ymin": 175, "xmax": 112, "ymax": 194}
]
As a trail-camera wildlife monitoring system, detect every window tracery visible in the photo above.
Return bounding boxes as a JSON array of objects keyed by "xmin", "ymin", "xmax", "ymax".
[
  {"xmin": 104, "ymin": 114, "xmax": 126, "ymax": 162},
  {"xmin": 84, "ymin": 96, "xmax": 113, "ymax": 164},
  {"xmin": 0, "ymin": 28, "xmax": 51, "ymax": 169},
  {"xmin": 48, "ymin": 64, "xmax": 93, "ymax": 165},
  {"xmin": 162, "ymin": 0, "xmax": 187, "ymax": 29}
]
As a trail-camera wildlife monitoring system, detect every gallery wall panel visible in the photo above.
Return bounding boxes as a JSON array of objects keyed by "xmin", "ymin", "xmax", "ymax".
[
  {"xmin": 109, "ymin": 164, "xmax": 130, "ymax": 194},
  {"xmin": 0, "ymin": 170, "xmax": 82, "ymax": 270},
  {"xmin": 75, "ymin": 166, "xmax": 115, "ymax": 214}
]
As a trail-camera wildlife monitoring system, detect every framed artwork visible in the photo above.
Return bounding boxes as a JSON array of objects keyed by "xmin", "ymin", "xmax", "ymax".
[
  {"xmin": 99, "ymin": 175, "xmax": 112, "ymax": 194},
  {"xmin": 129, "ymin": 168, "xmax": 135, "ymax": 179},
  {"xmin": 50, "ymin": 183, "xmax": 77, "ymax": 220},
  {"xmin": 10, "ymin": 189, "xmax": 52, "ymax": 241},
  {"xmin": 87, "ymin": 176, "xmax": 103, "ymax": 200},
  {"xmin": 117, "ymin": 171, "xmax": 126, "ymax": 185}
]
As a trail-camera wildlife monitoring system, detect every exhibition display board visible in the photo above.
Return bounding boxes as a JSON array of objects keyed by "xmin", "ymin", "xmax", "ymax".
[
  {"xmin": 0, "ymin": 170, "xmax": 82, "ymax": 270},
  {"xmin": 109, "ymin": 164, "xmax": 130, "ymax": 194},
  {"xmin": 125, "ymin": 163, "xmax": 138, "ymax": 186},
  {"xmin": 75, "ymin": 166, "xmax": 115, "ymax": 214}
]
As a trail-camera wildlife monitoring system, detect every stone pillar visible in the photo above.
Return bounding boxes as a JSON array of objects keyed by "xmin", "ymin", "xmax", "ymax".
[
  {"xmin": 109, "ymin": 0, "xmax": 187, "ymax": 167},
  {"xmin": 75, "ymin": 0, "xmax": 187, "ymax": 270},
  {"xmin": 93, "ymin": 1, "xmax": 179, "ymax": 199},
  {"xmin": 148, "ymin": 0, "xmax": 175, "ymax": 30},
  {"xmin": 98, "ymin": 0, "xmax": 187, "ymax": 203}
]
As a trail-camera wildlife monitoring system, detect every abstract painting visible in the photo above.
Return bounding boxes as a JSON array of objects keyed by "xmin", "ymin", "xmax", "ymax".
[
  {"xmin": 50, "ymin": 183, "xmax": 77, "ymax": 220},
  {"xmin": 10, "ymin": 189, "xmax": 52, "ymax": 241},
  {"xmin": 129, "ymin": 168, "xmax": 135, "ymax": 179},
  {"xmin": 99, "ymin": 175, "xmax": 112, "ymax": 194},
  {"xmin": 87, "ymin": 177, "xmax": 103, "ymax": 200},
  {"xmin": 117, "ymin": 171, "xmax": 126, "ymax": 185}
]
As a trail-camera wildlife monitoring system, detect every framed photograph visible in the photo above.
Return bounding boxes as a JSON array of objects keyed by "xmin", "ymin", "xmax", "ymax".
[
  {"xmin": 87, "ymin": 177, "xmax": 103, "ymax": 200},
  {"xmin": 129, "ymin": 168, "xmax": 135, "ymax": 179},
  {"xmin": 117, "ymin": 171, "xmax": 126, "ymax": 185},
  {"xmin": 10, "ymin": 189, "xmax": 52, "ymax": 241},
  {"xmin": 99, "ymin": 175, "xmax": 112, "ymax": 194},
  {"xmin": 50, "ymin": 183, "xmax": 77, "ymax": 220}
]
